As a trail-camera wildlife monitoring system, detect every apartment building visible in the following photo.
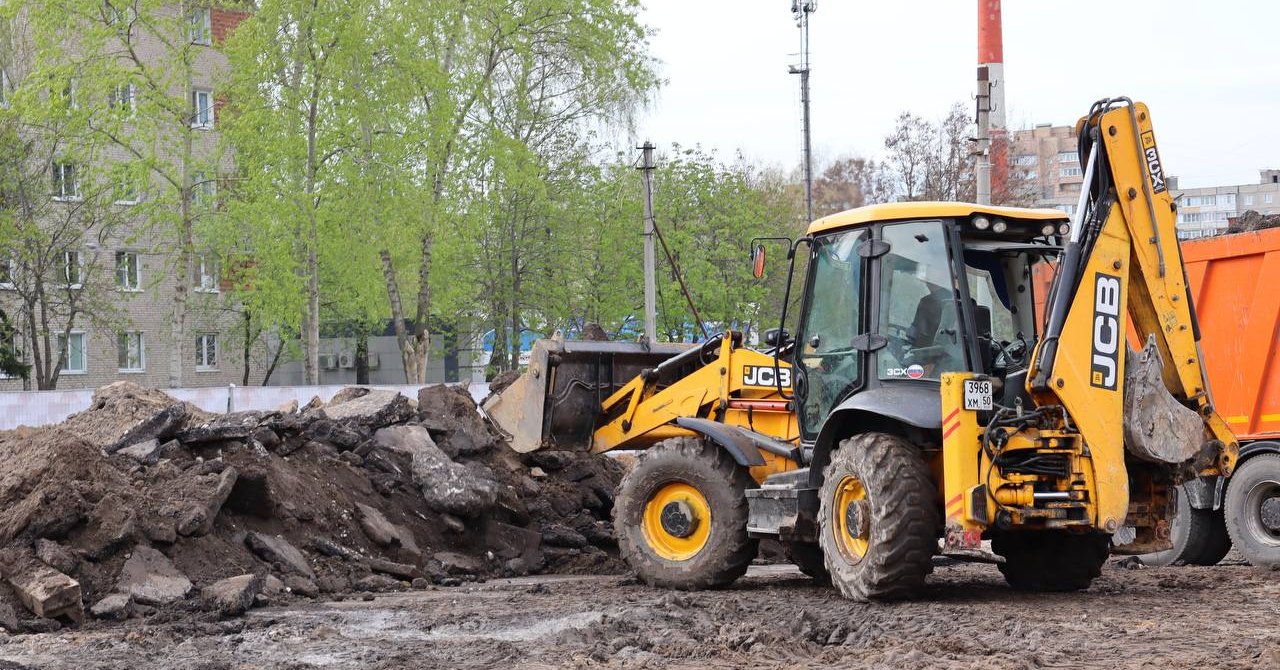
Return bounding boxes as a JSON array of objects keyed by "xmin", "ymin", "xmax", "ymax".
[
  {"xmin": 0, "ymin": 4, "xmax": 259, "ymax": 391},
  {"xmin": 1168, "ymin": 170, "xmax": 1280, "ymax": 239},
  {"xmin": 1010, "ymin": 123, "xmax": 1084, "ymax": 216},
  {"xmin": 1011, "ymin": 124, "xmax": 1280, "ymax": 239}
]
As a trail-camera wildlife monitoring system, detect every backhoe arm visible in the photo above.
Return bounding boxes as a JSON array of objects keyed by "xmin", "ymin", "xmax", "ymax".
[{"xmin": 1030, "ymin": 98, "xmax": 1238, "ymax": 478}]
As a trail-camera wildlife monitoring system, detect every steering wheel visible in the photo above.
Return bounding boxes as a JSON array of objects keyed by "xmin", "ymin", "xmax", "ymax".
[{"xmin": 994, "ymin": 337, "xmax": 1030, "ymax": 370}]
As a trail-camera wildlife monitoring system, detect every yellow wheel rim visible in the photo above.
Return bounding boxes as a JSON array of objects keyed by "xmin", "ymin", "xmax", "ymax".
[
  {"xmin": 832, "ymin": 475, "xmax": 869, "ymax": 562},
  {"xmin": 641, "ymin": 482, "xmax": 712, "ymax": 561}
]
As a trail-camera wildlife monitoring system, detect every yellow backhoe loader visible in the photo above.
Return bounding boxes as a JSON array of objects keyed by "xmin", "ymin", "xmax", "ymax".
[{"xmin": 483, "ymin": 98, "xmax": 1238, "ymax": 600}]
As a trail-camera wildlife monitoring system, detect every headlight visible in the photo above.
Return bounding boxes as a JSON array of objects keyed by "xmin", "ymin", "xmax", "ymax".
[
  {"xmin": 1058, "ymin": 223, "xmax": 1071, "ymax": 236},
  {"xmin": 992, "ymin": 218, "xmax": 1008, "ymax": 233},
  {"xmin": 1041, "ymin": 223, "xmax": 1056, "ymax": 236},
  {"xmin": 972, "ymin": 215, "xmax": 991, "ymax": 230}
]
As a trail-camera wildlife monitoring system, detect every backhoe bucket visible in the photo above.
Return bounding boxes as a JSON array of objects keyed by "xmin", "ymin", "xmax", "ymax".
[{"xmin": 482, "ymin": 339, "xmax": 694, "ymax": 453}]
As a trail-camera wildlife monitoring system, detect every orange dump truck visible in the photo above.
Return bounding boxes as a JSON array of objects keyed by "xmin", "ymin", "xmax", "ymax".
[{"xmin": 1164, "ymin": 227, "xmax": 1280, "ymax": 567}]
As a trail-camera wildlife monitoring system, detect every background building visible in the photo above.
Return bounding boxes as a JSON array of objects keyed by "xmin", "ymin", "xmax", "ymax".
[
  {"xmin": 1011, "ymin": 123, "xmax": 1083, "ymax": 216},
  {"xmin": 1012, "ymin": 124, "xmax": 1280, "ymax": 239},
  {"xmin": 0, "ymin": 4, "xmax": 261, "ymax": 391}
]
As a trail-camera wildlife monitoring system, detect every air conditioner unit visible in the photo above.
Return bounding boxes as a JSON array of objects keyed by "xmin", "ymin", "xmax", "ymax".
[
  {"xmin": 367, "ymin": 353, "xmax": 381, "ymax": 370},
  {"xmin": 320, "ymin": 354, "xmax": 338, "ymax": 370},
  {"xmin": 338, "ymin": 352, "xmax": 355, "ymax": 369}
]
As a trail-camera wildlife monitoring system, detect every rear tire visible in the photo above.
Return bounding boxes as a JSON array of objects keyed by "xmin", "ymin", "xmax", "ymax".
[
  {"xmin": 614, "ymin": 437, "xmax": 758, "ymax": 589},
  {"xmin": 1223, "ymin": 453, "xmax": 1280, "ymax": 568},
  {"xmin": 817, "ymin": 433, "xmax": 938, "ymax": 601},
  {"xmin": 783, "ymin": 542, "xmax": 829, "ymax": 583},
  {"xmin": 993, "ymin": 532, "xmax": 1109, "ymax": 591},
  {"xmin": 1140, "ymin": 485, "xmax": 1232, "ymax": 567}
]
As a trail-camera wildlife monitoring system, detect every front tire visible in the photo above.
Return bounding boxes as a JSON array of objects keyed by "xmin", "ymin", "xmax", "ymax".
[
  {"xmin": 993, "ymin": 532, "xmax": 1109, "ymax": 591},
  {"xmin": 614, "ymin": 437, "xmax": 758, "ymax": 589},
  {"xmin": 1223, "ymin": 454, "xmax": 1280, "ymax": 568},
  {"xmin": 817, "ymin": 433, "xmax": 938, "ymax": 601}
]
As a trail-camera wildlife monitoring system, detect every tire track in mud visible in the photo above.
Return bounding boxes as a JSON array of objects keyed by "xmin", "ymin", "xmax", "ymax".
[{"xmin": 1, "ymin": 562, "xmax": 1278, "ymax": 669}]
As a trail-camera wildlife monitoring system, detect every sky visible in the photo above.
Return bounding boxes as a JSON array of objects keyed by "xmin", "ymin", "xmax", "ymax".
[{"xmin": 632, "ymin": 0, "xmax": 1280, "ymax": 189}]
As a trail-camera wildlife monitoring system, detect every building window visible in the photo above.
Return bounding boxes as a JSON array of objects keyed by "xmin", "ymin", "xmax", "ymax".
[
  {"xmin": 114, "ymin": 170, "xmax": 140, "ymax": 205},
  {"xmin": 1266, "ymin": 194, "xmax": 1275, "ymax": 205},
  {"xmin": 0, "ymin": 333, "xmax": 19, "ymax": 379},
  {"xmin": 196, "ymin": 333, "xmax": 217, "ymax": 370},
  {"xmin": 117, "ymin": 331, "xmax": 145, "ymax": 371},
  {"xmin": 61, "ymin": 78, "xmax": 79, "ymax": 111},
  {"xmin": 1058, "ymin": 151, "xmax": 1079, "ymax": 163},
  {"xmin": 1219, "ymin": 193, "xmax": 1235, "ymax": 208},
  {"xmin": 52, "ymin": 162, "xmax": 80, "ymax": 200},
  {"xmin": 1014, "ymin": 154, "xmax": 1037, "ymax": 166},
  {"xmin": 1245, "ymin": 194, "xmax": 1255, "ymax": 206},
  {"xmin": 63, "ymin": 250, "xmax": 83, "ymax": 287},
  {"xmin": 0, "ymin": 257, "xmax": 14, "ymax": 289},
  {"xmin": 1184, "ymin": 196, "xmax": 1201, "ymax": 207},
  {"xmin": 192, "ymin": 89, "xmax": 214, "ymax": 128},
  {"xmin": 196, "ymin": 254, "xmax": 219, "ymax": 293},
  {"xmin": 116, "ymin": 251, "xmax": 140, "ymax": 291},
  {"xmin": 58, "ymin": 332, "xmax": 87, "ymax": 374},
  {"xmin": 191, "ymin": 172, "xmax": 217, "ymax": 210},
  {"xmin": 1059, "ymin": 167, "xmax": 1082, "ymax": 178},
  {"xmin": 189, "ymin": 6, "xmax": 212, "ymax": 45},
  {"xmin": 109, "ymin": 82, "xmax": 136, "ymax": 116}
]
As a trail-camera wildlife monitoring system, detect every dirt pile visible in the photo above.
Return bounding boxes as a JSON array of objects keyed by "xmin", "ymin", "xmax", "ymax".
[
  {"xmin": 1228, "ymin": 209, "xmax": 1280, "ymax": 233},
  {"xmin": 0, "ymin": 382, "xmax": 623, "ymax": 632}
]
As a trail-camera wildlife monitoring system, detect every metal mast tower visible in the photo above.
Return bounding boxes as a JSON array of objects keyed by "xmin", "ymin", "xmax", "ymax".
[{"xmin": 789, "ymin": 1, "xmax": 816, "ymax": 222}]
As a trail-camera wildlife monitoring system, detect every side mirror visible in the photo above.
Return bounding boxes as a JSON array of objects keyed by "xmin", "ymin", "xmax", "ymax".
[
  {"xmin": 763, "ymin": 328, "xmax": 789, "ymax": 347},
  {"xmin": 750, "ymin": 243, "xmax": 766, "ymax": 279}
]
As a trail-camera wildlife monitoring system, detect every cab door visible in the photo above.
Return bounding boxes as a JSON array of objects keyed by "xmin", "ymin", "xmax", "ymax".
[{"xmin": 794, "ymin": 230, "xmax": 867, "ymax": 441}]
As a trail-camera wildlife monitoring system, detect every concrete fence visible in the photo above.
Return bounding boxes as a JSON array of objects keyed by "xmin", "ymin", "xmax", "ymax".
[{"xmin": 0, "ymin": 382, "xmax": 493, "ymax": 431}]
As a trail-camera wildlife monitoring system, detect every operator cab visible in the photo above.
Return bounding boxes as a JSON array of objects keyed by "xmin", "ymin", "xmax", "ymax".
[{"xmin": 786, "ymin": 203, "xmax": 1067, "ymax": 441}]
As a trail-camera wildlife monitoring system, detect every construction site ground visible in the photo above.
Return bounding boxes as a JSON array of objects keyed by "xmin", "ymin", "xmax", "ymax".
[{"xmin": 1, "ymin": 558, "xmax": 1277, "ymax": 670}]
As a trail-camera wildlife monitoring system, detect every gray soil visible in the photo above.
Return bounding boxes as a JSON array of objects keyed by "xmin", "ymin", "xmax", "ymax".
[{"xmin": 1, "ymin": 558, "xmax": 1277, "ymax": 669}]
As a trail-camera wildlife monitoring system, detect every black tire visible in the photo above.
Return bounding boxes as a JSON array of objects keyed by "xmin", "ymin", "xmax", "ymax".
[
  {"xmin": 817, "ymin": 433, "xmax": 938, "ymax": 601},
  {"xmin": 783, "ymin": 542, "xmax": 830, "ymax": 584},
  {"xmin": 992, "ymin": 531, "xmax": 1109, "ymax": 592},
  {"xmin": 614, "ymin": 437, "xmax": 758, "ymax": 589},
  {"xmin": 1223, "ymin": 453, "xmax": 1280, "ymax": 568},
  {"xmin": 1140, "ymin": 485, "xmax": 1232, "ymax": 567}
]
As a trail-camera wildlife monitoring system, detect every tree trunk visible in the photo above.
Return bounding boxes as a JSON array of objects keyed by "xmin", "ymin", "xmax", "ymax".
[
  {"xmin": 380, "ymin": 250, "xmax": 412, "ymax": 383},
  {"xmin": 242, "ymin": 310, "xmax": 252, "ymax": 386},
  {"xmin": 302, "ymin": 67, "xmax": 323, "ymax": 385},
  {"xmin": 355, "ymin": 331, "xmax": 369, "ymax": 384},
  {"xmin": 410, "ymin": 230, "xmax": 433, "ymax": 383}
]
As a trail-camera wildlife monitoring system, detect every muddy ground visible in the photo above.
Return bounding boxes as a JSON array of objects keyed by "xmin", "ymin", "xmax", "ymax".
[{"xmin": 0, "ymin": 557, "xmax": 1276, "ymax": 670}]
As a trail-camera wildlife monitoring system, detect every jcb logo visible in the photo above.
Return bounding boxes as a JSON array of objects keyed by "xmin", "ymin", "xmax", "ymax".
[
  {"xmin": 743, "ymin": 365, "xmax": 791, "ymax": 388},
  {"xmin": 1141, "ymin": 131, "xmax": 1166, "ymax": 194},
  {"xmin": 1091, "ymin": 273, "xmax": 1121, "ymax": 390}
]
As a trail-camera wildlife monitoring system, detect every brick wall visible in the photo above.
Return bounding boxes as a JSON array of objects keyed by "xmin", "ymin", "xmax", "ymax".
[{"xmin": 212, "ymin": 8, "xmax": 250, "ymax": 46}]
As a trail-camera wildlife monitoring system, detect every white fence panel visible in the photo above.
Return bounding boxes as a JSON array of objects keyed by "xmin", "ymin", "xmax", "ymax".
[{"xmin": 0, "ymin": 383, "xmax": 491, "ymax": 431}]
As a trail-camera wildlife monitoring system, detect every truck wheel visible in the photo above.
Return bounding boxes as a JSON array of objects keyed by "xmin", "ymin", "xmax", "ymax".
[
  {"xmin": 817, "ymin": 433, "xmax": 938, "ymax": 601},
  {"xmin": 993, "ymin": 532, "xmax": 1109, "ymax": 591},
  {"xmin": 783, "ymin": 542, "xmax": 829, "ymax": 583},
  {"xmin": 1223, "ymin": 453, "xmax": 1280, "ymax": 567},
  {"xmin": 614, "ymin": 437, "xmax": 758, "ymax": 589},
  {"xmin": 1140, "ymin": 485, "xmax": 1232, "ymax": 567}
]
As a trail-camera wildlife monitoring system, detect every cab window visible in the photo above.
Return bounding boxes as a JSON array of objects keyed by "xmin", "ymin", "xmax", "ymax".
[{"xmin": 877, "ymin": 220, "xmax": 965, "ymax": 381}]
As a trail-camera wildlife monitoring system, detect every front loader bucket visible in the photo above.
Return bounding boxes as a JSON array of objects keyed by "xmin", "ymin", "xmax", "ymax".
[{"xmin": 482, "ymin": 339, "xmax": 693, "ymax": 453}]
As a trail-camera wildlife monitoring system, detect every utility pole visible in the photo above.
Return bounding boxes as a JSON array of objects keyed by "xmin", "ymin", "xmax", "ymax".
[
  {"xmin": 789, "ymin": 1, "xmax": 816, "ymax": 223},
  {"xmin": 976, "ymin": 0, "xmax": 1006, "ymax": 205},
  {"xmin": 639, "ymin": 142, "xmax": 657, "ymax": 343}
]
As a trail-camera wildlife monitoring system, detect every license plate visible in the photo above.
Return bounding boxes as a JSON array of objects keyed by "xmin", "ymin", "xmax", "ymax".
[{"xmin": 964, "ymin": 379, "xmax": 993, "ymax": 411}]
